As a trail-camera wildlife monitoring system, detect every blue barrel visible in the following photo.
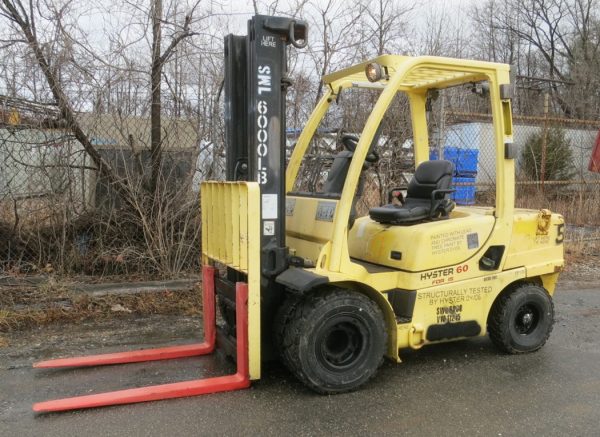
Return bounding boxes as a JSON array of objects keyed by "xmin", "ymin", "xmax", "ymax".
[
  {"xmin": 452, "ymin": 176, "xmax": 476, "ymax": 205},
  {"xmin": 430, "ymin": 147, "xmax": 478, "ymax": 176},
  {"xmin": 444, "ymin": 147, "xmax": 478, "ymax": 176}
]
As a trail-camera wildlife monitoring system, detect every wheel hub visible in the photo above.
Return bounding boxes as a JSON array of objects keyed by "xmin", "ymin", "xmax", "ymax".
[
  {"xmin": 515, "ymin": 304, "xmax": 539, "ymax": 335},
  {"xmin": 317, "ymin": 320, "xmax": 364, "ymax": 370}
]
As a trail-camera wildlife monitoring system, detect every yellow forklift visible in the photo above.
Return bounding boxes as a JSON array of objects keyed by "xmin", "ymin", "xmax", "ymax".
[{"xmin": 34, "ymin": 15, "xmax": 564, "ymax": 411}]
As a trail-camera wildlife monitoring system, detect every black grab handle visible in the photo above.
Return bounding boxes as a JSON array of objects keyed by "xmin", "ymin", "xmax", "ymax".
[{"xmin": 263, "ymin": 17, "xmax": 308, "ymax": 48}]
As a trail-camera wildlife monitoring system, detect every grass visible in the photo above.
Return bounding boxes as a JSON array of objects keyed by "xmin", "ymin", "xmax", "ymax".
[
  {"xmin": 515, "ymin": 185, "xmax": 600, "ymax": 226},
  {"xmin": 0, "ymin": 280, "xmax": 202, "ymax": 333},
  {"xmin": 563, "ymin": 228, "xmax": 600, "ymax": 272}
]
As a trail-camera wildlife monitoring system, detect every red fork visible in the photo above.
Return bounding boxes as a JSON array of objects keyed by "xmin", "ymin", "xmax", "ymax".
[{"xmin": 32, "ymin": 266, "xmax": 250, "ymax": 413}]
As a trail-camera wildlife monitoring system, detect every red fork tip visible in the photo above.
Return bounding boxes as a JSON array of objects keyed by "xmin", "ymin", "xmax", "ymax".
[
  {"xmin": 32, "ymin": 403, "xmax": 48, "ymax": 413},
  {"xmin": 32, "ymin": 400, "xmax": 61, "ymax": 413}
]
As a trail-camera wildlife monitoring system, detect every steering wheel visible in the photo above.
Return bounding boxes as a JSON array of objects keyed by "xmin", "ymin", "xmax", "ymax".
[
  {"xmin": 341, "ymin": 133, "xmax": 359, "ymax": 152},
  {"xmin": 341, "ymin": 133, "xmax": 380, "ymax": 164}
]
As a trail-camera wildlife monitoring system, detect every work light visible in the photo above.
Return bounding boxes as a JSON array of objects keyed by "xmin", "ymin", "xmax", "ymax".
[{"xmin": 365, "ymin": 62, "xmax": 383, "ymax": 82}]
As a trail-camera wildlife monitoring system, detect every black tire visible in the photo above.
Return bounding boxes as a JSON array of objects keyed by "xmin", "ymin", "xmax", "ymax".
[
  {"xmin": 273, "ymin": 294, "xmax": 302, "ymax": 359},
  {"xmin": 488, "ymin": 283, "xmax": 554, "ymax": 354},
  {"xmin": 279, "ymin": 288, "xmax": 387, "ymax": 394}
]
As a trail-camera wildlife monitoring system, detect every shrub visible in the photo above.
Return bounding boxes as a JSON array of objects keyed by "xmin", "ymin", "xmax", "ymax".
[{"xmin": 520, "ymin": 127, "xmax": 575, "ymax": 181}]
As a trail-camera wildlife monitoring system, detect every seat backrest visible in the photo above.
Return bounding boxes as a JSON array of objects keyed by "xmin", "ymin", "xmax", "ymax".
[
  {"xmin": 407, "ymin": 160, "xmax": 454, "ymax": 200},
  {"xmin": 323, "ymin": 150, "xmax": 353, "ymax": 194}
]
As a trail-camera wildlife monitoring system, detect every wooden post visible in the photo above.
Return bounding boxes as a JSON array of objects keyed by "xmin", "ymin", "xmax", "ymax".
[{"xmin": 541, "ymin": 92, "xmax": 549, "ymax": 193}]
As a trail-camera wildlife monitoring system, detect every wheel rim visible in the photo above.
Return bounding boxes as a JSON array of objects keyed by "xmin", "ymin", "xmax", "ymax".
[
  {"xmin": 316, "ymin": 316, "xmax": 366, "ymax": 371},
  {"xmin": 514, "ymin": 303, "xmax": 540, "ymax": 335}
]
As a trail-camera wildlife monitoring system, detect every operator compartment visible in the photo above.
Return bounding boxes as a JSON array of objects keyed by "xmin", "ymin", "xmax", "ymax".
[{"xmin": 348, "ymin": 207, "xmax": 495, "ymax": 271}]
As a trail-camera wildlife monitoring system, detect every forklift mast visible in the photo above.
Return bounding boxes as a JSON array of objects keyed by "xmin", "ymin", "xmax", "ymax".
[
  {"xmin": 224, "ymin": 16, "xmax": 307, "ymax": 276},
  {"xmin": 225, "ymin": 16, "xmax": 307, "ymax": 275},
  {"xmin": 223, "ymin": 16, "xmax": 307, "ymax": 358}
]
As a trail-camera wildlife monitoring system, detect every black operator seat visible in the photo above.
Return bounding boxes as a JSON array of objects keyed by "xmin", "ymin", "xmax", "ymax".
[
  {"xmin": 323, "ymin": 150, "xmax": 354, "ymax": 194},
  {"xmin": 323, "ymin": 131, "xmax": 381, "ymax": 229},
  {"xmin": 369, "ymin": 160, "xmax": 456, "ymax": 225},
  {"xmin": 323, "ymin": 130, "xmax": 381, "ymax": 195}
]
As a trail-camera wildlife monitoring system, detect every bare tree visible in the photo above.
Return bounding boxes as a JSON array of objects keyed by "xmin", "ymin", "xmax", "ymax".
[
  {"xmin": 301, "ymin": 0, "xmax": 367, "ymax": 104},
  {"xmin": 470, "ymin": 0, "xmax": 521, "ymax": 65},
  {"xmin": 472, "ymin": 0, "xmax": 600, "ymax": 118},
  {"xmin": 0, "ymin": 0, "xmax": 132, "ymax": 200},
  {"xmin": 362, "ymin": 0, "xmax": 413, "ymax": 56},
  {"xmin": 149, "ymin": 0, "xmax": 198, "ymax": 194}
]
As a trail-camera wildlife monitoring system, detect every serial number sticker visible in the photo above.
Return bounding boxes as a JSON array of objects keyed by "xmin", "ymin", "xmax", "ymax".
[
  {"xmin": 436, "ymin": 305, "xmax": 463, "ymax": 323},
  {"xmin": 262, "ymin": 194, "xmax": 278, "ymax": 219},
  {"xmin": 315, "ymin": 201, "xmax": 336, "ymax": 222},
  {"xmin": 285, "ymin": 198, "xmax": 296, "ymax": 216}
]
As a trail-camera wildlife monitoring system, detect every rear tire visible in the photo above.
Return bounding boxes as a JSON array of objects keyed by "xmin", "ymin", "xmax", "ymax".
[
  {"xmin": 279, "ymin": 288, "xmax": 386, "ymax": 394},
  {"xmin": 488, "ymin": 283, "xmax": 554, "ymax": 354}
]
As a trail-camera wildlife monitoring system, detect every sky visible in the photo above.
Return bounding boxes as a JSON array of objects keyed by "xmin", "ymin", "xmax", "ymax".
[
  {"xmin": 70, "ymin": 0, "xmax": 478, "ymax": 54},
  {"xmin": 222, "ymin": 0, "xmax": 477, "ymax": 43},
  {"xmin": 0, "ymin": 0, "xmax": 480, "ymax": 99}
]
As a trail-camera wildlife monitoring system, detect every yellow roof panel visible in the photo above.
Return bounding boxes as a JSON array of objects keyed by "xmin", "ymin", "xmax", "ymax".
[{"xmin": 323, "ymin": 55, "xmax": 510, "ymax": 91}]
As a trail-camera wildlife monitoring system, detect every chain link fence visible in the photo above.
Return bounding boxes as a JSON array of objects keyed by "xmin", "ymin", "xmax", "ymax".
[
  {"xmin": 2, "ymin": 89, "xmax": 600, "ymax": 275},
  {"xmin": 1, "ymin": 95, "xmax": 209, "ymax": 275},
  {"xmin": 441, "ymin": 111, "xmax": 600, "ymax": 226},
  {"xmin": 356, "ymin": 91, "xmax": 600, "ymax": 229}
]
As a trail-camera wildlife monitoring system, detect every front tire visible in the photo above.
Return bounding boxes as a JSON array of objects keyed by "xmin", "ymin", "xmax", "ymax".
[
  {"xmin": 488, "ymin": 283, "xmax": 554, "ymax": 354},
  {"xmin": 273, "ymin": 294, "xmax": 301, "ymax": 360},
  {"xmin": 279, "ymin": 288, "xmax": 386, "ymax": 394}
]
